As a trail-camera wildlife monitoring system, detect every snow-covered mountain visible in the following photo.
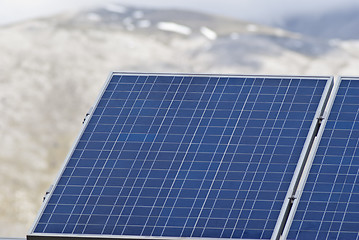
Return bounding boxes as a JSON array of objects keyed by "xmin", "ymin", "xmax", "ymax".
[{"xmin": 1, "ymin": 3, "xmax": 359, "ymax": 237}]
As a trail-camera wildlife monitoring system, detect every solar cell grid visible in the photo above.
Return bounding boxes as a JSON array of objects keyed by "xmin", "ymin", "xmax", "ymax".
[
  {"xmin": 30, "ymin": 74, "xmax": 330, "ymax": 239},
  {"xmin": 288, "ymin": 78, "xmax": 359, "ymax": 240}
]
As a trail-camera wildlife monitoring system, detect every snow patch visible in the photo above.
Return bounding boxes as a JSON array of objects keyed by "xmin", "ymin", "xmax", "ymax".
[
  {"xmin": 87, "ymin": 13, "xmax": 101, "ymax": 22},
  {"xmin": 123, "ymin": 18, "xmax": 135, "ymax": 31},
  {"xmin": 137, "ymin": 20, "xmax": 151, "ymax": 28},
  {"xmin": 275, "ymin": 29, "xmax": 285, "ymax": 37},
  {"xmin": 133, "ymin": 11, "xmax": 144, "ymax": 19},
  {"xmin": 105, "ymin": 4, "xmax": 127, "ymax": 13},
  {"xmin": 157, "ymin": 22, "xmax": 192, "ymax": 35},
  {"xmin": 123, "ymin": 17, "xmax": 132, "ymax": 25},
  {"xmin": 230, "ymin": 32, "xmax": 239, "ymax": 40},
  {"xmin": 247, "ymin": 24, "xmax": 258, "ymax": 32},
  {"xmin": 200, "ymin": 26, "xmax": 217, "ymax": 40}
]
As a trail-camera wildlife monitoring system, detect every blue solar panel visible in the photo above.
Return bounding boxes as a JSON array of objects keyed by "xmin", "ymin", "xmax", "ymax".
[
  {"xmin": 29, "ymin": 74, "xmax": 330, "ymax": 239},
  {"xmin": 288, "ymin": 78, "xmax": 359, "ymax": 240}
]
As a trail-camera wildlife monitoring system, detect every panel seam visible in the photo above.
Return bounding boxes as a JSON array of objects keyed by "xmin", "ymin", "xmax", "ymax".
[{"xmin": 271, "ymin": 77, "xmax": 335, "ymax": 240}]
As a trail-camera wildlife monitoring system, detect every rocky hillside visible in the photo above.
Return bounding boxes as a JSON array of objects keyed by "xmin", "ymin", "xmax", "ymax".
[{"xmin": 1, "ymin": 3, "xmax": 359, "ymax": 237}]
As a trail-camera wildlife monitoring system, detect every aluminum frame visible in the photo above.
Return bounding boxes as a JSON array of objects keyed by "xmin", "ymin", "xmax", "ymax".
[{"xmin": 271, "ymin": 76, "xmax": 336, "ymax": 240}]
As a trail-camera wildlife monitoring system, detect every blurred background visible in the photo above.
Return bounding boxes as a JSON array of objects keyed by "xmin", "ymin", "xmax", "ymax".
[{"xmin": 1, "ymin": 0, "xmax": 359, "ymax": 237}]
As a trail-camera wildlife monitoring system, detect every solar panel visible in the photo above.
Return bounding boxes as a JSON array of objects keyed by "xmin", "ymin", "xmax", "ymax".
[
  {"xmin": 28, "ymin": 73, "xmax": 331, "ymax": 239},
  {"xmin": 288, "ymin": 77, "xmax": 359, "ymax": 239}
]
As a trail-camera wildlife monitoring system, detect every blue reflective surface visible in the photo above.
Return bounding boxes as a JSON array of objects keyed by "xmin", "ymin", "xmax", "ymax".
[
  {"xmin": 289, "ymin": 79, "xmax": 359, "ymax": 240},
  {"xmin": 34, "ymin": 74, "xmax": 328, "ymax": 239}
]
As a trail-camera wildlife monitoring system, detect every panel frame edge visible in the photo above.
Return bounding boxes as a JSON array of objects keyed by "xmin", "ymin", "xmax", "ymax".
[
  {"xmin": 271, "ymin": 76, "xmax": 336, "ymax": 240},
  {"xmin": 281, "ymin": 76, "xmax": 341, "ymax": 238},
  {"xmin": 281, "ymin": 76, "xmax": 359, "ymax": 238},
  {"xmin": 112, "ymin": 71, "xmax": 333, "ymax": 80},
  {"xmin": 27, "ymin": 233, "xmax": 257, "ymax": 240},
  {"xmin": 27, "ymin": 72, "xmax": 116, "ymax": 238}
]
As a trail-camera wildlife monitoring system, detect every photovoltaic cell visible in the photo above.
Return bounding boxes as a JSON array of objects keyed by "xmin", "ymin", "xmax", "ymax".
[
  {"xmin": 30, "ymin": 74, "xmax": 329, "ymax": 239},
  {"xmin": 288, "ymin": 78, "xmax": 359, "ymax": 240}
]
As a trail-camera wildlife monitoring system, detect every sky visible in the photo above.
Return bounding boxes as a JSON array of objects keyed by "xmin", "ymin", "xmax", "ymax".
[{"xmin": 1, "ymin": 0, "xmax": 359, "ymax": 26}]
